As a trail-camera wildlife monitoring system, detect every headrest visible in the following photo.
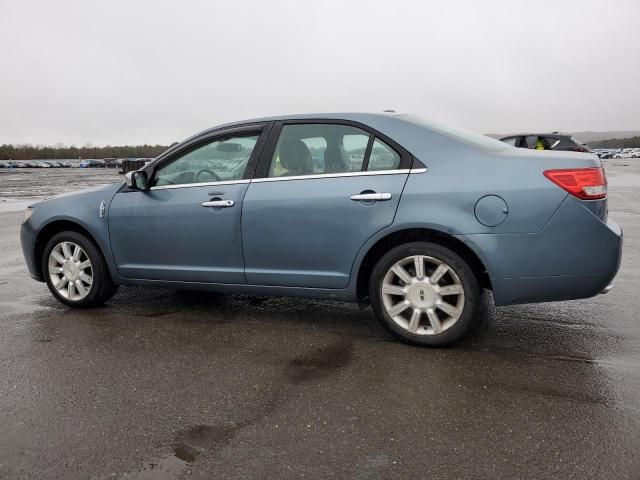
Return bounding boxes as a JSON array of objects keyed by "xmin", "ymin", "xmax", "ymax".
[{"xmin": 279, "ymin": 139, "xmax": 312, "ymax": 175}]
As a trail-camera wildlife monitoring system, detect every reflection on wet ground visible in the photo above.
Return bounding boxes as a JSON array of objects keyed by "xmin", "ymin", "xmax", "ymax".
[{"xmin": 0, "ymin": 164, "xmax": 639, "ymax": 479}]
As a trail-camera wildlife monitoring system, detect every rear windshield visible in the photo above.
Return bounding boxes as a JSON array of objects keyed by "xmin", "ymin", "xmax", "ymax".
[{"xmin": 399, "ymin": 114, "xmax": 510, "ymax": 152}]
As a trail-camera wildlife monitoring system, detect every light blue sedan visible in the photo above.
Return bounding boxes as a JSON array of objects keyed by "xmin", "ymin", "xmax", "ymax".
[{"xmin": 20, "ymin": 113, "xmax": 622, "ymax": 346}]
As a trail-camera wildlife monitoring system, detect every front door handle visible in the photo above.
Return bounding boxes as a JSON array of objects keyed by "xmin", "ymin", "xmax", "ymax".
[
  {"xmin": 201, "ymin": 199, "xmax": 234, "ymax": 208},
  {"xmin": 350, "ymin": 192, "xmax": 392, "ymax": 201}
]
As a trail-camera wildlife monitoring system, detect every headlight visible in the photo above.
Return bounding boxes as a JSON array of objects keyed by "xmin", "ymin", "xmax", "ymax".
[{"xmin": 24, "ymin": 208, "xmax": 33, "ymax": 222}]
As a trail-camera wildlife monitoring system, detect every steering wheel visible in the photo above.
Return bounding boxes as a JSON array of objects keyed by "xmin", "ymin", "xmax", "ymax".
[{"xmin": 195, "ymin": 168, "xmax": 220, "ymax": 182}]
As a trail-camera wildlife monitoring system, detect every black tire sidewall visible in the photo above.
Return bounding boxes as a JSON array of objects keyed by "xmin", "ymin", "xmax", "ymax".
[
  {"xmin": 42, "ymin": 231, "xmax": 115, "ymax": 308},
  {"xmin": 369, "ymin": 241, "xmax": 480, "ymax": 347}
]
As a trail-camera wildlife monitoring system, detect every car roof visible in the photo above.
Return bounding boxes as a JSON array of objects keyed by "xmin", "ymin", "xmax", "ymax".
[
  {"xmin": 200, "ymin": 112, "xmax": 508, "ymax": 153},
  {"xmin": 149, "ymin": 112, "xmax": 512, "ymax": 169},
  {"xmin": 500, "ymin": 133, "xmax": 572, "ymax": 138},
  {"xmin": 210, "ymin": 112, "xmax": 406, "ymax": 129}
]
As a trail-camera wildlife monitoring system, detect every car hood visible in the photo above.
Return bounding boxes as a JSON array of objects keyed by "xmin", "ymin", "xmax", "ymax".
[{"xmin": 30, "ymin": 182, "xmax": 125, "ymax": 208}]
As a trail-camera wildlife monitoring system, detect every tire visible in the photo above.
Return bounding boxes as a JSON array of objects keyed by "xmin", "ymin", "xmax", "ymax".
[
  {"xmin": 369, "ymin": 241, "xmax": 480, "ymax": 347},
  {"xmin": 42, "ymin": 231, "xmax": 118, "ymax": 308}
]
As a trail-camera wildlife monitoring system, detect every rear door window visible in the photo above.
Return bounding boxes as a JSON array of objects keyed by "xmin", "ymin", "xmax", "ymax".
[
  {"xmin": 263, "ymin": 123, "xmax": 407, "ymax": 178},
  {"xmin": 268, "ymin": 124, "xmax": 370, "ymax": 178}
]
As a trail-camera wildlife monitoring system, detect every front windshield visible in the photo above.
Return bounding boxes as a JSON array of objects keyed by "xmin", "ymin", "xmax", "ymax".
[{"xmin": 398, "ymin": 114, "xmax": 510, "ymax": 152}]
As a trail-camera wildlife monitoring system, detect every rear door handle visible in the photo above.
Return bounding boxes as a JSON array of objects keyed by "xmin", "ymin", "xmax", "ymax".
[
  {"xmin": 350, "ymin": 193, "xmax": 392, "ymax": 201},
  {"xmin": 201, "ymin": 200, "xmax": 234, "ymax": 208}
]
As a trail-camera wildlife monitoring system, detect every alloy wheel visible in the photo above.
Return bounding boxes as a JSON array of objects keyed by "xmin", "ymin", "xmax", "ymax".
[
  {"xmin": 381, "ymin": 255, "xmax": 465, "ymax": 335},
  {"xmin": 48, "ymin": 241, "xmax": 93, "ymax": 301}
]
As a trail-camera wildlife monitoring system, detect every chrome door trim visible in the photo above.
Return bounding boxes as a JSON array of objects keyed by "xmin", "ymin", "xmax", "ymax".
[
  {"xmin": 410, "ymin": 167, "xmax": 427, "ymax": 174},
  {"xmin": 149, "ymin": 179, "xmax": 250, "ymax": 191},
  {"xmin": 350, "ymin": 193, "xmax": 392, "ymax": 201},
  {"xmin": 250, "ymin": 169, "xmax": 410, "ymax": 183}
]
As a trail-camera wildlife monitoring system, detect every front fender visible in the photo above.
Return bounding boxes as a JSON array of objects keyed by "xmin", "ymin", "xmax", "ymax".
[{"xmin": 27, "ymin": 183, "xmax": 124, "ymax": 283}]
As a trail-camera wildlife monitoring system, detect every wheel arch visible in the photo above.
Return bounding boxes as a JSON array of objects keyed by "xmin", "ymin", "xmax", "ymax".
[
  {"xmin": 34, "ymin": 220, "xmax": 108, "ymax": 280},
  {"xmin": 355, "ymin": 227, "xmax": 492, "ymax": 304}
]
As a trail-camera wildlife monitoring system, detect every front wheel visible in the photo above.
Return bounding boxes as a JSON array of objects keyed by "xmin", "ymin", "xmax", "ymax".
[
  {"xmin": 370, "ymin": 241, "xmax": 480, "ymax": 347},
  {"xmin": 42, "ymin": 231, "xmax": 118, "ymax": 308}
]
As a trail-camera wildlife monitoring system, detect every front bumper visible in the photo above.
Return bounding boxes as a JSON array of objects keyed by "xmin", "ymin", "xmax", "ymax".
[{"xmin": 20, "ymin": 220, "xmax": 43, "ymax": 282}]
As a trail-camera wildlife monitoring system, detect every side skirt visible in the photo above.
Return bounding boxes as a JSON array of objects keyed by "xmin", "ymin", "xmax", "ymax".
[{"xmin": 120, "ymin": 278, "xmax": 357, "ymax": 301}]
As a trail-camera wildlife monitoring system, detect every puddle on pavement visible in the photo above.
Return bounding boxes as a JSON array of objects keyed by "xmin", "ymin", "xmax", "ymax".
[
  {"xmin": 120, "ymin": 453, "xmax": 191, "ymax": 480},
  {"xmin": 121, "ymin": 424, "xmax": 239, "ymax": 479},
  {"xmin": 287, "ymin": 340, "xmax": 353, "ymax": 383}
]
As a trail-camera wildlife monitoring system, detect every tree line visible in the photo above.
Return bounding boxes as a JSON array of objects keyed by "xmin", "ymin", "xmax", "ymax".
[
  {"xmin": 0, "ymin": 144, "xmax": 174, "ymax": 160},
  {"xmin": 2, "ymin": 136, "xmax": 638, "ymax": 160},
  {"xmin": 590, "ymin": 136, "xmax": 640, "ymax": 149}
]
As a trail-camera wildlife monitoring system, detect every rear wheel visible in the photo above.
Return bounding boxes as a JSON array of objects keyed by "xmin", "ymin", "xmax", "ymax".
[
  {"xmin": 370, "ymin": 241, "xmax": 480, "ymax": 347},
  {"xmin": 43, "ymin": 231, "xmax": 118, "ymax": 308}
]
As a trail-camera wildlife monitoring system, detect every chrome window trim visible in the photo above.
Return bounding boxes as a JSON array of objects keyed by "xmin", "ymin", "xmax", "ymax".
[
  {"xmin": 149, "ymin": 179, "xmax": 250, "ymax": 191},
  {"xmin": 251, "ymin": 169, "xmax": 411, "ymax": 183},
  {"xmin": 148, "ymin": 168, "xmax": 426, "ymax": 189}
]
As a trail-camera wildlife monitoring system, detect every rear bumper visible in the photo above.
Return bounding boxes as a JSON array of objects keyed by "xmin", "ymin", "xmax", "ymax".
[
  {"xmin": 459, "ymin": 197, "xmax": 623, "ymax": 306},
  {"xmin": 491, "ymin": 272, "xmax": 619, "ymax": 305}
]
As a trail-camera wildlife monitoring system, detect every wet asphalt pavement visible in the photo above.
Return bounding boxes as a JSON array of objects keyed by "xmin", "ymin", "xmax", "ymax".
[{"xmin": 0, "ymin": 165, "xmax": 639, "ymax": 479}]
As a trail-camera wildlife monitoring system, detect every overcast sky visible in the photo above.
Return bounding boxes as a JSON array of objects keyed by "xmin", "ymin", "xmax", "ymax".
[{"xmin": 1, "ymin": 0, "xmax": 639, "ymax": 145}]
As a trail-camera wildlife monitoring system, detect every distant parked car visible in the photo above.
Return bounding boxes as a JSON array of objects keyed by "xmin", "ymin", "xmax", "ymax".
[
  {"xmin": 596, "ymin": 151, "xmax": 615, "ymax": 159},
  {"xmin": 20, "ymin": 113, "xmax": 622, "ymax": 347},
  {"xmin": 119, "ymin": 158, "xmax": 152, "ymax": 174},
  {"xmin": 102, "ymin": 158, "xmax": 119, "ymax": 168},
  {"xmin": 500, "ymin": 133, "xmax": 589, "ymax": 152},
  {"xmin": 79, "ymin": 159, "xmax": 106, "ymax": 168},
  {"xmin": 613, "ymin": 150, "xmax": 639, "ymax": 159}
]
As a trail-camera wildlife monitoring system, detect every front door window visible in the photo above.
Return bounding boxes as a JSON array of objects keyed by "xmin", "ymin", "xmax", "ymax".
[{"xmin": 152, "ymin": 134, "xmax": 259, "ymax": 187}]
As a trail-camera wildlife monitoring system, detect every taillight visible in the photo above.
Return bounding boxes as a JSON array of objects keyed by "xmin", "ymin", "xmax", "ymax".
[{"xmin": 543, "ymin": 167, "xmax": 607, "ymax": 200}]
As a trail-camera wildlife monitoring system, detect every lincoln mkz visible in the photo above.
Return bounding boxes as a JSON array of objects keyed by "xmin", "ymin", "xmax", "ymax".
[{"xmin": 20, "ymin": 113, "xmax": 622, "ymax": 346}]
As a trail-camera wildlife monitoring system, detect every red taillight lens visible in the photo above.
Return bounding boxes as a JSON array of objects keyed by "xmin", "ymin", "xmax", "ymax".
[{"xmin": 543, "ymin": 167, "xmax": 607, "ymax": 200}]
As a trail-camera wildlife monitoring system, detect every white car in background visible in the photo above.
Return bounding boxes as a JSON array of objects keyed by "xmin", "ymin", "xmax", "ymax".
[{"xmin": 613, "ymin": 150, "xmax": 638, "ymax": 159}]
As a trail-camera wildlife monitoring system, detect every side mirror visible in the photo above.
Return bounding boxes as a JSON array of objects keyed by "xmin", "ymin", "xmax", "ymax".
[{"xmin": 125, "ymin": 170, "xmax": 149, "ymax": 190}]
